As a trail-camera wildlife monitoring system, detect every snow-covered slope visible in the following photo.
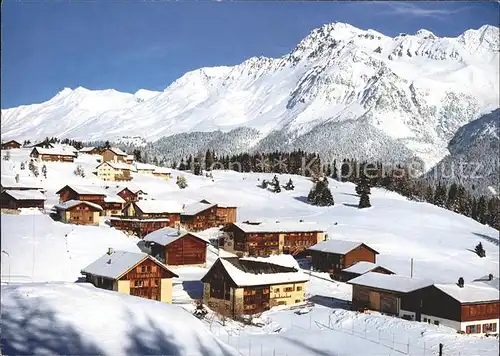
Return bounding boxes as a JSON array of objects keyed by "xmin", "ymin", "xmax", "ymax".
[
  {"xmin": 0, "ymin": 283, "xmax": 237, "ymax": 356},
  {"xmin": 426, "ymin": 108, "xmax": 499, "ymax": 196},
  {"xmin": 2, "ymin": 23, "xmax": 499, "ymax": 168}
]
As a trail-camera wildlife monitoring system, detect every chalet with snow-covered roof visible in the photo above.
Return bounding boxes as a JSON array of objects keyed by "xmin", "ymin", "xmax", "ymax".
[
  {"xmin": 81, "ymin": 249, "xmax": 178, "ymax": 303},
  {"xmin": 30, "ymin": 147, "xmax": 76, "ymax": 162},
  {"xmin": 116, "ymin": 187, "xmax": 145, "ymax": 203},
  {"xmin": 144, "ymin": 227, "xmax": 208, "ymax": 266},
  {"xmin": 109, "ymin": 200, "xmax": 184, "ymax": 237},
  {"xmin": 152, "ymin": 167, "xmax": 172, "ymax": 181},
  {"xmin": 96, "ymin": 161, "xmax": 132, "ymax": 182},
  {"xmin": 0, "ymin": 189, "xmax": 46, "ymax": 209},
  {"xmin": 341, "ymin": 261, "xmax": 394, "ymax": 281},
  {"xmin": 134, "ymin": 162, "xmax": 157, "ymax": 175},
  {"xmin": 79, "ymin": 146, "xmax": 99, "ymax": 155},
  {"xmin": 401, "ymin": 278, "xmax": 499, "ymax": 335},
  {"xmin": 125, "ymin": 155, "xmax": 134, "ymax": 164},
  {"xmin": 200, "ymin": 199, "xmax": 237, "ymax": 225},
  {"xmin": 56, "ymin": 185, "xmax": 107, "ymax": 205},
  {"xmin": 180, "ymin": 202, "xmax": 222, "ymax": 231},
  {"xmin": 348, "ymin": 272, "xmax": 433, "ymax": 316},
  {"xmin": 201, "ymin": 257, "xmax": 309, "ymax": 316},
  {"xmin": 223, "ymin": 221, "xmax": 325, "ymax": 257},
  {"xmin": 1, "ymin": 175, "xmax": 43, "ymax": 193},
  {"xmin": 101, "ymin": 147, "xmax": 128, "ymax": 163},
  {"xmin": 308, "ymin": 239, "xmax": 379, "ymax": 279},
  {"xmin": 102, "ymin": 193, "xmax": 126, "ymax": 216},
  {"xmin": 1, "ymin": 140, "xmax": 21, "ymax": 150},
  {"xmin": 53, "ymin": 200, "xmax": 103, "ymax": 225}
]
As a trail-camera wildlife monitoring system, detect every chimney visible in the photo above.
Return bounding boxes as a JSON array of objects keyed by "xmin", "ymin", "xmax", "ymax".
[
  {"xmin": 15, "ymin": 174, "xmax": 19, "ymax": 183},
  {"xmin": 457, "ymin": 277, "xmax": 464, "ymax": 288},
  {"xmin": 107, "ymin": 247, "xmax": 114, "ymax": 255},
  {"xmin": 488, "ymin": 273, "xmax": 494, "ymax": 281}
]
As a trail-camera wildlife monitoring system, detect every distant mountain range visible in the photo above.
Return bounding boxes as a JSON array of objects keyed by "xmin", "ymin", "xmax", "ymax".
[{"xmin": 2, "ymin": 22, "xmax": 499, "ymax": 170}]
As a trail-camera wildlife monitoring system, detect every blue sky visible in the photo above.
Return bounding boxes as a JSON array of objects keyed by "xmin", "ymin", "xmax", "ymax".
[{"xmin": 2, "ymin": 1, "xmax": 498, "ymax": 108}]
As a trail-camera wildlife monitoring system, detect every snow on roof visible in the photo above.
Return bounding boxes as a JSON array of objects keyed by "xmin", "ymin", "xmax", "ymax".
[
  {"xmin": 126, "ymin": 155, "xmax": 134, "ymax": 160},
  {"xmin": 218, "ymin": 258, "xmax": 309, "ymax": 287},
  {"xmin": 196, "ymin": 227, "xmax": 223, "ymax": 240},
  {"xmin": 342, "ymin": 261, "xmax": 387, "ymax": 274},
  {"xmin": 54, "ymin": 200, "xmax": 103, "ymax": 211},
  {"xmin": 104, "ymin": 194, "xmax": 126, "ymax": 204},
  {"xmin": 32, "ymin": 147, "xmax": 76, "ymax": 156},
  {"xmin": 473, "ymin": 275, "xmax": 500, "ymax": 290},
  {"xmin": 81, "ymin": 250, "xmax": 176, "ymax": 280},
  {"xmin": 98, "ymin": 161, "xmax": 132, "ymax": 170},
  {"xmin": 348, "ymin": 272, "xmax": 433, "ymax": 293},
  {"xmin": 434, "ymin": 283, "xmax": 499, "ymax": 304},
  {"xmin": 143, "ymin": 227, "xmax": 208, "ymax": 246},
  {"xmin": 1, "ymin": 176, "xmax": 43, "ymax": 190},
  {"xmin": 135, "ymin": 162, "xmax": 157, "ymax": 170},
  {"xmin": 233, "ymin": 221, "xmax": 324, "ymax": 233},
  {"xmin": 135, "ymin": 200, "xmax": 184, "ymax": 214},
  {"xmin": 241, "ymin": 254, "xmax": 300, "ymax": 269},
  {"xmin": 153, "ymin": 167, "xmax": 172, "ymax": 174},
  {"xmin": 58, "ymin": 185, "xmax": 107, "ymax": 196},
  {"xmin": 200, "ymin": 199, "xmax": 237, "ymax": 208},
  {"xmin": 218, "ymin": 249, "xmax": 238, "ymax": 258},
  {"xmin": 4, "ymin": 189, "xmax": 46, "ymax": 201},
  {"xmin": 79, "ymin": 146, "xmax": 95, "ymax": 152},
  {"xmin": 309, "ymin": 239, "xmax": 374, "ymax": 255},
  {"xmin": 182, "ymin": 202, "xmax": 216, "ymax": 216},
  {"xmin": 105, "ymin": 147, "xmax": 127, "ymax": 156}
]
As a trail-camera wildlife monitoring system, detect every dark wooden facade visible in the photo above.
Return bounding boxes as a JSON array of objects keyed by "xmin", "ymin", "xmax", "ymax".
[
  {"xmin": 117, "ymin": 188, "xmax": 142, "ymax": 203},
  {"xmin": 57, "ymin": 202, "xmax": 101, "ymax": 225},
  {"xmin": 102, "ymin": 201, "xmax": 123, "ymax": 215},
  {"xmin": 351, "ymin": 284, "xmax": 402, "ymax": 315},
  {"xmin": 56, "ymin": 185, "xmax": 106, "ymax": 205},
  {"xmin": 150, "ymin": 233, "xmax": 208, "ymax": 266},
  {"xmin": 101, "ymin": 148, "xmax": 127, "ymax": 163},
  {"xmin": 310, "ymin": 244, "xmax": 378, "ymax": 277},
  {"xmin": 216, "ymin": 207, "xmax": 237, "ymax": 224},
  {"xmin": 30, "ymin": 149, "xmax": 75, "ymax": 162},
  {"xmin": 1, "ymin": 140, "xmax": 21, "ymax": 149},
  {"xmin": 181, "ymin": 205, "xmax": 223, "ymax": 232},
  {"xmin": 110, "ymin": 218, "xmax": 171, "ymax": 238},
  {"xmin": 0, "ymin": 191, "xmax": 45, "ymax": 209}
]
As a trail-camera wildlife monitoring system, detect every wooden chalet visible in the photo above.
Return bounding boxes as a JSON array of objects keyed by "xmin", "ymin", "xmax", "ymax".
[
  {"xmin": 152, "ymin": 167, "xmax": 172, "ymax": 181},
  {"xmin": 144, "ymin": 227, "xmax": 208, "ymax": 266},
  {"xmin": 1, "ymin": 140, "xmax": 21, "ymax": 150},
  {"xmin": 125, "ymin": 155, "xmax": 134, "ymax": 164},
  {"xmin": 180, "ymin": 202, "xmax": 223, "ymax": 231},
  {"xmin": 348, "ymin": 272, "xmax": 433, "ymax": 316},
  {"xmin": 222, "ymin": 221, "xmax": 325, "ymax": 257},
  {"xmin": 115, "ymin": 187, "xmax": 144, "ymax": 203},
  {"xmin": 81, "ymin": 249, "xmax": 178, "ymax": 303},
  {"xmin": 200, "ymin": 199, "xmax": 237, "ymax": 225},
  {"xmin": 135, "ymin": 162, "xmax": 157, "ymax": 175},
  {"xmin": 30, "ymin": 147, "xmax": 76, "ymax": 162},
  {"xmin": 101, "ymin": 147, "xmax": 128, "ymax": 163},
  {"xmin": 201, "ymin": 257, "xmax": 309, "ymax": 316},
  {"xmin": 102, "ymin": 194, "xmax": 126, "ymax": 216},
  {"xmin": 308, "ymin": 239, "xmax": 379, "ymax": 279},
  {"xmin": 79, "ymin": 146, "xmax": 99, "ymax": 155},
  {"xmin": 53, "ymin": 200, "xmax": 103, "ymax": 225},
  {"xmin": 341, "ymin": 261, "xmax": 394, "ymax": 281},
  {"xmin": 96, "ymin": 161, "xmax": 132, "ymax": 182},
  {"xmin": 1, "ymin": 175, "xmax": 43, "ymax": 193},
  {"xmin": 109, "ymin": 200, "xmax": 183, "ymax": 237},
  {"xmin": 0, "ymin": 189, "xmax": 46, "ymax": 209},
  {"xmin": 56, "ymin": 185, "xmax": 107, "ymax": 205}
]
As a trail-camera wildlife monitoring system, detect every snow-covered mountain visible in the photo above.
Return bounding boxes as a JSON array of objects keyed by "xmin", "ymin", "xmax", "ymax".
[
  {"xmin": 426, "ymin": 108, "xmax": 499, "ymax": 196},
  {"xmin": 2, "ymin": 23, "xmax": 499, "ymax": 168}
]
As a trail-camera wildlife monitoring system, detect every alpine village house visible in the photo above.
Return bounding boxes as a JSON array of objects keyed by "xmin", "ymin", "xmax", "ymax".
[
  {"xmin": 53, "ymin": 200, "xmax": 103, "ymax": 225},
  {"xmin": 81, "ymin": 249, "xmax": 178, "ymax": 303},
  {"xmin": 348, "ymin": 273, "xmax": 500, "ymax": 335},
  {"xmin": 100, "ymin": 147, "xmax": 128, "ymax": 163},
  {"xmin": 201, "ymin": 257, "xmax": 308, "ymax": 316},
  {"xmin": 30, "ymin": 147, "xmax": 76, "ymax": 162},
  {"xmin": 96, "ymin": 161, "xmax": 132, "ymax": 182},
  {"xmin": 0, "ymin": 189, "xmax": 46, "ymax": 210},
  {"xmin": 1, "ymin": 140, "xmax": 22, "ymax": 150},
  {"xmin": 144, "ymin": 227, "xmax": 208, "ymax": 267},
  {"xmin": 222, "ymin": 221, "xmax": 325, "ymax": 257}
]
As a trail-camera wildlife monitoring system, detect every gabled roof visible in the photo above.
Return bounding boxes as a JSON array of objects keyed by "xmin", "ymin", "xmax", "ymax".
[
  {"xmin": 103, "ymin": 194, "xmax": 126, "ymax": 204},
  {"xmin": 434, "ymin": 283, "xmax": 499, "ymax": 304},
  {"xmin": 56, "ymin": 185, "xmax": 107, "ymax": 196},
  {"xmin": 134, "ymin": 200, "xmax": 184, "ymax": 214},
  {"xmin": 2, "ymin": 189, "xmax": 46, "ymax": 201},
  {"xmin": 31, "ymin": 147, "xmax": 76, "ymax": 157},
  {"xmin": 200, "ymin": 199, "xmax": 237, "ymax": 208},
  {"xmin": 96, "ymin": 161, "xmax": 132, "ymax": 170},
  {"xmin": 1, "ymin": 175, "xmax": 43, "ymax": 190},
  {"xmin": 202, "ymin": 257, "xmax": 309, "ymax": 287},
  {"xmin": 2, "ymin": 140, "xmax": 21, "ymax": 145},
  {"xmin": 79, "ymin": 146, "xmax": 96, "ymax": 153},
  {"xmin": 233, "ymin": 221, "xmax": 324, "ymax": 234},
  {"xmin": 182, "ymin": 202, "xmax": 216, "ymax": 216},
  {"xmin": 473, "ymin": 275, "xmax": 500, "ymax": 291},
  {"xmin": 54, "ymin": 200, "xmax": 103, "ymax": 211},
  {"xmin": 103, "ymin": 147, "xmax": 127, "ymax": 156},
  {"xmin": 342, "ymin": 261, "xmax": 393, "ymax": 275},
  {"xmin": 309, "ymin": 239, "xmax": 379, "ymax": 255},
  {"xmin": 348, "ymin": 272, "xmax": 432, "ymax": 293},
  {"xmin": 81, "ymin": 250, "xmax": 178, "ymax": 280},
  {"xmin": 143, "ymin": 227, "xmax": 208, "ymax": 246}
]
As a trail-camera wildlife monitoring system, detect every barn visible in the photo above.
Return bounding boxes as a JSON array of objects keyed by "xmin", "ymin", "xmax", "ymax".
[
  {"xmin": 0, "ymin": 190, "xmax": 46, "ymax": 209},
  {"xmin": 144, "ymin": 227, "xmax": 208, "ymax": 266},
  {"xmin": 81, "ymin": 249, "xmax": 178, "ymax": 303}
]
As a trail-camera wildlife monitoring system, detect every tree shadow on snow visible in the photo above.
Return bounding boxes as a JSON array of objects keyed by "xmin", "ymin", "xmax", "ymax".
[
  {"xmin": 472, "ymin": 232, "xmax": 500, "ymax": 247},
  {"xmin": 1, "ymin": 292, "xmax": 102, "ymax": 355},
  {"xmin": 182, "ymin": 280, "xmax": 204, "ymax": 299},
  {"xmin": 293, "ymin": 196, "xmax": 310, "ymax": 204},
  {"xmin": 308, "ymin": 295, "xmax": 351, "ymax": 310},
  {"xmin": 341, "ymin": 192, "xmax": 360, "ymax": 198},
  {"xmin": 342, "ymin": 203, "xmax": 359, "ymax": 208}
]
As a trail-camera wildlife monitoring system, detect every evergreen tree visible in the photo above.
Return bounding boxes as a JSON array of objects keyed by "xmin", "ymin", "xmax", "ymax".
[
  {"xmin": 104, "ymin": 140, "xmax": 111, "ymax": 149},
  {"xmin": 3, "ymin": 151, "xmax": 11, "ymax": 161},
  {"xmin": 193, "ymin": 159, "xmax": 202, "ymax": 176},
  {"xmin": 133, "ymin": 149, "xmax": 142, "ymax": 162},
  {"xmin": 205, "ymin": 150, "xmax": 215, "ymax": 171},
  {"xmin": 487, "ymin": 198, "xmax": 500, "ymax": 230},
  {"xmin": 42, "ymin": 164, "xmax": 47, "ymax": 178},
  {"xmin": 176, "ymin": 176, "xmax": 188, "ymax": 189},
  {"xmin": 475, "ymin": 242, "xmax": 486, "ymax": 258},
  {"xmin": 307, "ymin": 178, "xmax": 334, "ymax": 206},
  {"xmin": 358, "ymin": 191, "xmax": 371, "ymax": 209},
  {"xmin": 477, "ymin": 196, "xmax": 488, "ymax": 224},
  {"xmin": 331, "ymin": 160, "xmax": 339, "ymax": 180},
  {"xmin": 446, "ymin": 183, "xmax": 458, "ymax": 210},
  {"xmin": 28, "ymin": 160, "xmax": 35, "ymax": 173},
  {"xmin": 433, "ymin": 182, "xmax": 447, "ymax": 207},
  {"xmin": 178, "ymin": 158, "xmax": 187, "ymax": 171},
  {"xmin": 471, "ymin": 197, "xmax": 478, "ymax": 221},
  {"xmin": 171, "ymin": 161, "xmax": 178, "ymax": 170},
  {"xmin": 73, "ymin": 165, "xmax": 85, "ymax": 178}
]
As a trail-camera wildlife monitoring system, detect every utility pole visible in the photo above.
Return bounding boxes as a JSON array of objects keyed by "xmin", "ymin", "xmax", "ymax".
[{"xmin": 410, "ymin": 258, "xmax": 414, "ymax": 278}]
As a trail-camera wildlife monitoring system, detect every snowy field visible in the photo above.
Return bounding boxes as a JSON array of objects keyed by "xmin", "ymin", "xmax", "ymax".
[{"xmin": 1, "ymin": 147, "xmax": 499, "ymax": 356}]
